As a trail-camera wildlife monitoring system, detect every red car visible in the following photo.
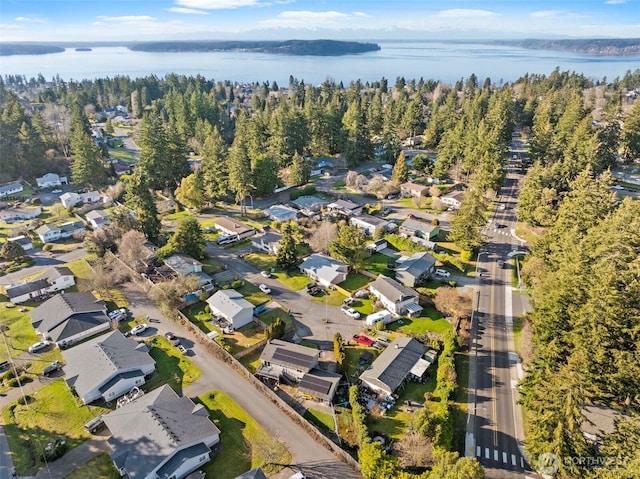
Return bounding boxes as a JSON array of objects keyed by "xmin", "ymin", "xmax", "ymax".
[
  {"xmin": 407, "ymin": 213, "xmax": 416, "ymax": 219},
  {"xmin": 352, "ymin": 335, "xmax": 374, "ymax": 347}
]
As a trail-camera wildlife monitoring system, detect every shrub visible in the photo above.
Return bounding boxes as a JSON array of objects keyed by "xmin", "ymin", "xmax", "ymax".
[
  {"xmin": 204, "ymin": 304, "xmax": 211, "ymax": 314},
  {"xmin": 460, "ymin": 249, "xmax": 473, "ymax": 261},
  {"xmin": 230, "ymin": 279, "xmax": 244, "ymax": 289},
  {"xmin": 42, "ymin": 244, "xmax": 53, "ymax": 252},
  {"xmin": 290, "ymin": 185, "xmax": 317, "ymax": 200}
]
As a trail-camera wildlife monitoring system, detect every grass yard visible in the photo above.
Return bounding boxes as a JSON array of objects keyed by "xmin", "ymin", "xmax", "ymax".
[
  {"xmin": 161, "ymin": 210, "xmax": 193, "ymax": 221},
  {"xmin": 243, "ymin": 252, "xmax": 277, "ymax": 272},
  {"xmin": 309, "ymin": 288, "xmax": 345, "ymax": 307},
  {"xmin": 258, "ymin": 307, "xmax": 293, "ymax": 331},
  {"xmin": 0, "ymin": 301, "xmax": 41, "ymax": 358},
  {"xmin": 201, "ymin": 257, "xmax": 223, "ymax": 274},
  {"xmin": 513, "ymin": 316, "xmax": 524, "ymax": 358},
  {"xmin": 341, "ymin": 345, "xmax": 379, "ymax": 379},
  {"xmin": 108, "ymin": 149, "xmax": 134, "ymax": 162},
  {"xmin": 66, "ymin": 452, "xmax": 119, "ymax": 479},
  {"xmin": 221, "ymin": 323, "xmax": 266, "ymax": 355},
  {"xmin": 145, "ymin": 336, "xmax": 201, "ymax": 394},
  {"xmin": 238, "ymin": 348, "xmax": 263, "ymax": 373},
  {"xmin": 363, "ymin": 252, "xmax": 395, "ymax": 278},
  {"xmin": 199, "ymin": 390, "xmax": 290, "ymax": 478},
  {"xmin": 233, "ymin": 282, "xmax": 271, "ymax": 306},
  {"xmin": 2, "ymin": 380, "xmax": 109, "ymax": 475},
  {"xmin": 452, "ymin": 351, "xmax": 470, "ymax": 455},
  {"xmin": 386, "ymin": 308, "xmax": 451, "ymax": 335},
  {"xmin": 338, "ymin": 273, "xmax": 372, "ymax": 292},
  {"xmin": 304, "ymin": 408, "xmax": 335, "ymax": 434},
  {"xmin": 349, "ymin": 297, "xmax": 375, "ymax": 316},
  {"xmin": 273, "ymin": 270, "xmax": 309, "ymax": 291}
]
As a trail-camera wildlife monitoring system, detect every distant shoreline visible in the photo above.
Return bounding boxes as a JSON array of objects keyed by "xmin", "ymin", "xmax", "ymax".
[{"xmin": 1, "ymin": 38, "xmax": 639, "ymax": 57}]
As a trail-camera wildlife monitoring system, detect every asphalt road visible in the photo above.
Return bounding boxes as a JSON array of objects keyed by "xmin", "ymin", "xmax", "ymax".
[
  {"xmin": 466, "ymin": 131, "xmax": 536, "ymax": 479},
  {"xmin": 0, "ymin": 247, "xmax": 88, "ymax": 286}
]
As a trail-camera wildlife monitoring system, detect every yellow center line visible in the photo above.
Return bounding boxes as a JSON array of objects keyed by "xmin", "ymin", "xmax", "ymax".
[{"xmin": 490, "ymin": 261, "xmax": 498, "ymax": 446}]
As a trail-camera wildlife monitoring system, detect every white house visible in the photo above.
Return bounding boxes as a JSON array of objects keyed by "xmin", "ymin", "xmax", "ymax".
[
  {"xmin": 394, "ymin": 252, "xmax": 437, "ymax": 288},
  {"xmin": 441, "ymin": 191, "xmax": 465, "ymax": 210},
  {"xmin": 30, "ymin": 292, "xmax": 111, "ymax": 348},
  {"xmin": 86, "ymin": 209, "xmax": 110, "ymax": 229},
  {"xmin": 163, "ymin": 253, "xmax": 214, "ymax": 289},
  {"xmin": 298, "ymin": 254, "xmax": 349, "ymax": 287},
  {"xmin": 60, "ymin": 191, "xmax": 102, "ymax": 208},
  {"xmin": 5, "ymin": 266, "xmax": 75, "ymax": 304},
  {"xmin": 264, "ymin": 205, "xmax": 299, "ymax": 222},
  {"xmin": 400, "ymin": 181, "xmax": 429, "ymax": 198},
  {"xmin": 35, "ymin": 221, "xmax": 85, "ymax": 243},
  {"xmin": 215, "ymin": 217, "xmax": 256, "ymax": 240},
  {"xmin": 251, "ymin": 232, "xmax": 282, "ymax": 255},
  {"xmin": 8, "ymin": 235, "xmax": 33, "ymax": 251},
  {"xmin": 0, "ymin": 206, "xmax": 42, "ymax": 223},
  {"xmin": 350, "ymin": 214, "xmax": 389, "ymax": 236},
  {"xmin": 103, "ymin": 385, "xmax": 220, "ymax": 479},
  {"xmin": 206, "ymin": 289, "xmax": 254, "ymax": 330},
  {"xmin": 0, "ymin": 182, "xmax": 23, "ymax": 198},
  {"xmin": 368, "ymin": 274, "xmax": 423, "ymax": 317},
  {"xmin": 36, "ymin": 173, "xmax": 67, "ymax": 188},
  {"xmin": 62, "ymin": 331, "xmax": 156, "ymax": 404}
]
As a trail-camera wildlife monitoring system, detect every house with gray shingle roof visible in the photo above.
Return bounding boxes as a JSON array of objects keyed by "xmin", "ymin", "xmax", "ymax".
[
  {"xmin": 36, "ymin": 173, "xmax": 66, "ymax": 188},
  {"xmin": 399, "ymin": 218, "xmax": 440, "ymax": 241},
  {"xmin": 298, "ymin": 254, "xmax": 349, "ymax": 287},
  {"xmin": 326, "ymin": 199, "xmax": 363, "ymax": 217},
  {"xmin": 0, "ymin": 206, "xmax": 42, "ymax": 224},
  {"xmin": 264, "ymin": 204, "xmax": 299, "ymax": 222},
  {"xmin": 35, "ymin": 220, "xmax": 85, "ymax": 243},
  {"xmin": 214, "ymin": 217, "xmax": 256, "ymax": 239},
  {"xmin": 163, "ymin": 254, "xmax": 213, "ymax": 288},
  {"xmin": 206, "ymin": 289, "xmax": 254, "ymax": 330},
  {"xmin": 292, "ymin": 196, "xmax": 327, "ymax": 216},
  {"xmin": 86, "ymin": 209, "xmax": 110, "ymax": 229},
  {"xmin": 62, "ymin": 330, "xmax": 155, "ymax": 404},
  {"xmin": 369, "ymin": 274, "xmax": 423, "ymax": 317},
  {"xmin": 30, "ymin": 291, "xmax": 110, "ymax": 348},
  {"xmin": 359, "ymin": 336, "xmax": 428, "ymax": 397},
  {"xmin": 0, "ymin": 182, "xmax": 23, "ymax": 198},
  {"xmin": 394, "ymin": 252, "xmax": 436, "ymax": 287},
  {"xmin": 8, "ymin": 235, "xmax": 33, "ymax": 251},
  {"xmin": 350, "ymin": 214, "xmax": 389, "ymax": 236},
  {"xmin": 5, "ymin": 266, "xmax": 75, "ymax": 304},
  {"xmin": 235, "ymin": 468, "xmax": 267, "ymax": 479},
  {"xmin": 103, "ymin": 384, "xmax": 220, "ymax": 479},
  {"xmin": 400, "ymin": 181, "xmax": 429, "ymax": 198},
  {"xmin": 251, "ymin": 232, "xmax": 282, "ymax": 255}
]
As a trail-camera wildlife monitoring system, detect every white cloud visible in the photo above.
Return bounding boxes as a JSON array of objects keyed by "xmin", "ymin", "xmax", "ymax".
[
  {"xmin": 530, "ymin": 10, "xmax": 566, "ymax": 18},
  {"xmin": 15, "ymin": 16, "xmax": 46, "ymax": 23},
  {"xmin": 436, "ymin": 9, "xmax": 496, "ymax": 19},
  {"xmin": 168, "ymin": 7, "xmax": 209, "ymax": 15},
  {"xmin": 259, "ymin": 10, "xmax": 371, "ymax": 28},
  {"xmin": 175, "ymin": 0, "xmax": 262, "ymax": 9},
  {"xmin": 353, "ymin": 12, "xmax": 369, "ymax": 18},
  {"xmin": 94, "ymin": 16, "xmax": 157, "ymax": 24},
  {"xmin": 604, "ymin": 0, "xmax": 625, "ymax": 4}
]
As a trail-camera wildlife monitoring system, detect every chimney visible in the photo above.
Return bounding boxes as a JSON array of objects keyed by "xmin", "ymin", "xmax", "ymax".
[{"xmin": 193, "ymin": 261, "xmax": 202, "ymax": 273}]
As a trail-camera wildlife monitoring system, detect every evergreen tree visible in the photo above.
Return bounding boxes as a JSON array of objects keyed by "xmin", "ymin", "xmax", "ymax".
[
  {"xmin": 329, "ymin": 223, "xmax": 367, "ymax": 271},
  {"xmin": 391, "ymin": 150, "xmax": 409, "ymax": 184},
  {"xmin": 167, "ymin": 216, "xmax": 205, "ymax": 260},
  {"xmin": 448, "ymin": 190, "xmax": 486, "ymax": 252},
  {"xmin": 175, "ymin": 171, "xmax": 206, "ymax": 212},
  {"xmin": 125, "ymin": 171, "xmax": 161, "ymax": 242},
  {"xmin": 200, "ymin": 125, "xmax": 228, "ymax": 201},
  {"xmin": 276, "ymin": 222, "xmax": 298, "ymax": 271}
]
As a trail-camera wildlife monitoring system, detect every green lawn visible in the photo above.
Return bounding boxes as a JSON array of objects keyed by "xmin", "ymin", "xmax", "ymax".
[
  {"xmin": 161, "ymin": 210, "xmax": 193, "ymax": 221},
  {"xmin": 304, "ymin": 408, "xmax": 335, "ymax": 434},
  {"xmin": 238, "ymin": 348, "xmax": 263, "ymax": 373},
  {"xmin": 273, "ymin": 270, "xmax": 310, "ymax": 291},
  {"xmin": 108, "ymin": 149, "xmax": 134, "ymax": 162},
  {"xmin": 453, "ymin": 351, "xmax": 470, "ymax": 455},
  {"xmin": 0, "ymin": 301, "xmax": 41, "ymax": 358},
  {"xmin": 65, "ymin": 452, "xmax": 119, "ymax": 479},
  {"xmin": 234, "ymin": 282, "xmax": 271, "ymax": 306},
  {"xmin": 338, "ymin": 273, "xmax": 372, "ymax": 292},
  {"xmin": 386, "ymin": 307, "xmax": 451, "ymax": 335},
  {"xmin": 201, "ymin": 257, "xmax": 223, "ymax": 274},
  {"xmin": 513, "ymin": 316, "xmax": 524, "ymax": 358},
  {"xmin": 243, "ymin": 252, "xmax": 277, "ymax": 272},
  {"xmin": 341, "ymin": 345, "xmax": 379, "ymax": 379},
  {"xmin": 199, "ymin": 390, "xmax": 290, "ymax": 478},
  {"xmin": 258, "ymin": 307, "xmax": 293, "ymax": 330},
  {"xmin": 145, "ymin": 336, "xmax": 201, "ymax": 394},
  {"xmin": 362, "ymin": 252, "xmax": 395, "ymax": 277},
  {"xmin": 309, "ymin": 288, "xmax": 345, "ymax": 307},
  {"xmin": 2, "ymin": 380, "xmax": 110, "ymax": 475}
]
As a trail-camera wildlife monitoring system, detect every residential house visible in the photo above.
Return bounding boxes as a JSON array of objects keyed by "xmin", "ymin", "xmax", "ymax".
[
  {"xmin": 62, "ymin": 331, "xmax": 156, "ymax": 404},
  {"xmin": 399, "ymin": 218, "xmax": 440, "ymax": 241},
  {"xmin": 315, "ymin": 156, "xmax": 335, "ymax": 169},
  {"xmin": 581, "ymin": 404, "xmax": 624, "ymax": 444},
  {"xmin": 103, "ymin": 385, "xmax": 220, "ymax": 479},
  {"xmin": 36, "ymin": 173, "xmax": 67, "ymax": 188},
  {"xmin": 35, "ymin": 221, "xmax": 85, "ymax": 243},
  {"xmin": 257, "ymin": 339, "xmax": 320, "ymax": 382},
  {"xmin": 292, "ymin": 196, "xmax": 327, "ymax": 216},
  {"xmin": 350, "ymin": 214, "xmax": 389, "ymax": 236},
  {"xmin": 326, "ymin": 199, "xmax": 363, "ymax": 217},
  {"xmin": 5, "ymin": 266, "xmax": 75, "ymax": 304},
  {"xmin": 86, "ymin": 209, "xmax": 110, "ymax": 230},
  {"xmin": 0, "ymin": 206, "xmax": 42, "ymax": 223},
  {"xmin": 359, "ymin": 336, "xmax": 429, "ymax": 397},
  {"xmin": 441, "ymin": 191, "xmax": 465, "ymax": 210},
  {"xmin": 298, "ymin": 254, "xmax": 349, "ymax": 288},
  {"xmin": 235, "ymin": 468, "xmax": 267, "ymax": 479},
  {"xmin": 264, "ymin": 204, "xmax": 299, "ymax": 222},
  {"xmin": 0, "ymin": 182, "xmax": 23, "ymax": 198},
  {"xmin": 215, "ymin": 217, "xmax": 256, "ymax": 240},
  {"xmin": 30, "ymin": 291, "xmax": 111, "ymax": 348},
  {"xmin": 8, "ymin": 235, "xmax": 33, "ymax": 251},
  {"xmin": 400, "ymin": 181, "xmax": 429, "ymax": 198},
  {"xmin": 251, "ymin": 232, "xmax": 282, "ymax": 255},
  {"xmin": 394, "ymin": 252, "xmax": 436, "ymax": 288},
  {"xmin": 368, "ymin": 274, "xmax": 423, "ymax": 317},
  {"xmin": 206, "ymin": 289, "xmax": 254, "ymax": 330},
  {"xmin": 366, "ymin": 239, "xmax": 388, "ymax": 254},
  {"xmin": 163, "ymin": 253, "xmax": 213, "ymax": 289},
  {"xmin": 60, "ymin": 190, "xmax": 102, "ymax": 208},
  {"xmin": 112, "ymin": 160, "xmax": 132, "ymax": 176},
  {"xmin": 298, "ymin": 369, "xmax": 342, "ymax": 405}
]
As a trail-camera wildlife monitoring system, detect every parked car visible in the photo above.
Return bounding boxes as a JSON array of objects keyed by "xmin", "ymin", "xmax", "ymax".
[
  {"xmin": 51, "ymin": 189, "xmax": 62, "ymax": 194},
  {"xmin": 177, "ymin": 344, "xmax": 188, "ymax": 355},
  {"xmin": 341, "ymin": 306, "xmax": 361, "ymax": 319},
  {"xmin": 108, "ymin": 308, "xmax": 128, "ymax": 320},
  {"xmin": 352, "ymin": 335, "xmax": 374, "ymax": 347},
  {"xmin": 164, "ymin": 332, "xmax": 181, "ymax": 346},
  {"xmin": 43, "ymin": 361, "xmax": 62, "ymax": 376},
  {"xmin": 497, "ymin": 260, "xmax": 505, "ymax": 269},
  {"xmin": 434, "ymin": 269, "xmax": 450, "ymax": 278},
  {"xmin": 260, "ymin": 270, "xmax": 271, "ymax": 278},
  {"xmin": 354, "ymin": 288, "xmax": 369, "ymax": 299},
  {"xmin": 259, "ymin": 284, "xmax": 271, "ymax": 294},
  {"xmin": 407, "ymin": 213, "xmax": 416, "ymax": 219},
  {"xmin": 28, "ymin": 341, "xmax": 49, "ymax": 353},
  {"xmin": 84, "ymin": 415, "xmax": 104, "ymax": 433},
  {"xmin": 343, "ymin": 297, "xmax": 355, "ymax": 306},
  {"xmin": 130, "ymin": 323, "xmax": 148, "ymax": 335}
]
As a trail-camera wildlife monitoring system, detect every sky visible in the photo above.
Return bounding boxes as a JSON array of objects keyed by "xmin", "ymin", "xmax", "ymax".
[{"xmin": 1, "ymin": 0, "xmax": 639, "ymax": 43}]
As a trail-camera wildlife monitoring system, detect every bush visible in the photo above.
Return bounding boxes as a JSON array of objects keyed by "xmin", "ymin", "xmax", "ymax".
[
  {"xmin": 30, "ymin": 197, "xmax": 41, "ymax": 205},
  {"xmin": 204, "ymin": 304, "xmax": 210, "ymax": 314},
  {"xmin": 230, "ymin": 279, "xmax": 244, "ymax": 289},
  {"xmin": 431, "ymin": 218, "xmax": 440, "ymax": 226},
  {"xmin": 42, "ymin": 244, "xmax": 53, "ymax": 252},
  {"xmin": 17, "ymin": 395, "xmax": 33, "ymax": 405},
  {"xmin": 290, "ymin": 185, "xmax": 317, "ymax": 200},
  {"xmin": 460, "ymin": 249, "xmax": 473, "ymax": 261}
]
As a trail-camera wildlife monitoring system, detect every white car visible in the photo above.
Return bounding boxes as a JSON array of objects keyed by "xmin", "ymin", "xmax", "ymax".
[
  {"xmin": 28, "ymin": 341, "xmax": 49, "ymax": 353},
  {"xmin": 108, "ymin": 308, "xmax": 127, "ymax": 320},
  {"xmin": 52, "ymin": 189, "xmax": 62, "ymax": 194},
  {"xmin": 341, "ymin": 306, "xmax": 361, "ymax": 319},
  {"xmin": 435, "ymin": 269, "xmax": 451, "ymax": 278},
  {"xmin": 260, "ymin": 270, "xmax": 271, "ymax": 278},
  {"xmin": 130, "ymin": 323, "xmax": 148, "ymax": 335},
  {"xmin": 259, "ymin": 284, "xmax": 271, "ymax": 294}
]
